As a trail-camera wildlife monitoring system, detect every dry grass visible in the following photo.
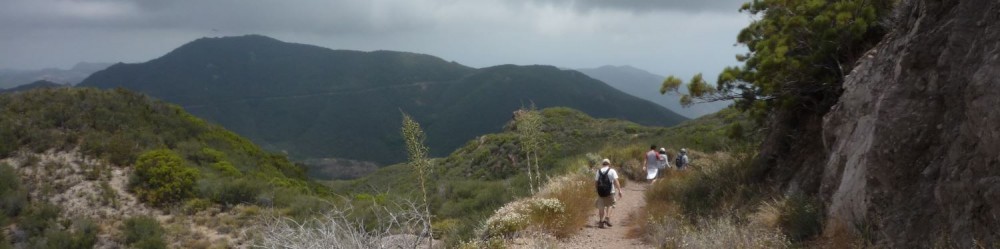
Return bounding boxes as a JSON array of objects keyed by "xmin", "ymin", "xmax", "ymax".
[
  {"xmin": 473, "ymin": 170, "xmax": 597, "ymax": 245},
  {"xmin": 536, "ymin": 173, "xmax": 593, "ymax": 238},
  {"xmin": 810, "ymin": 220, "xmax": 872, "ymax": 249},
  {"xmin": 252, "ymin": 200, "xmax": 435, "ymax": 249},
  {"xmin": 669, "ymin": 215, "xmax": 790, "ymax": 249},
  {"xmin": 639, "ymin": 149, "xmax": 794, "ymax": 249},
  {"xmin": 749, "ymin": 198, "xmax": 784, "ymax": 230}
]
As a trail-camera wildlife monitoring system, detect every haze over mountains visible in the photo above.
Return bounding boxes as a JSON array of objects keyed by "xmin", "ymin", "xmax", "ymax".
[
  {"xmin": 576, "ymin": 65, "xmax": 730, "ymax": 118},
  {"xmin": 80, "ymin": 35, "xmax": 687, "ymax": 166},
  {"xmin": 0, "ymin": 62, "xmax": 111, "ymax": 89},
  {"xmin": 0, "ymin": 80, "xmax": 66, "ymax": 94}
]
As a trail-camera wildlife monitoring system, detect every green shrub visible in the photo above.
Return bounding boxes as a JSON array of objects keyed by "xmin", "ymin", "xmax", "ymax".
[
  {"xmin": 20, "ymin": 203, "xmax": 60, "ymax": 238},
  {"xmin": 658, "ymin": 149, "xmax": 767, "ymax": 219},
  {"xmin": 71, "ymin": 219, "xmax": 99, "ymax": 249},
  {"xmin": 130, "ymin": 149, "xmax": 199, "ymax": 206},
  {"xmin": 0, "ymin": 163, "xmax": 28, "ymax": 217},
  {"xmin": 122, "ymin": 216, "xmax": 166, "ymax": 249},
  {"xmin": 0, "ymin": 127, "xmax": 15, "ymax": 158},
  {"xmin": 209, "ymin": 178, "xmax": 263, "ymax": 206},
  {"xmin": 779, "ymin": 195, "xmax": 824, "ymax": 243},
  {"xmin": 98, "ymin": 181, "xmax": 119, "ymax": 207},
  {"xmin": 83, "ymin": 163, "xmax": 105, "ymax": 181},
  {"xmin": 279, "ymin": 195, "xmax": 332, "ymax": 218},
  {"xmin": 35, "ymin": 229, "xmax": 74, "ymax": 249},
  {"xmin": 432, "ymin": 219, "xmax": 460, "ymax": 240},
  {"xmin": 182, "ymin": 198, "xmax": 213, "ymax": 214},
  {"xmin": 33, "ymin": 220, "xmax": 97, "ymax": 249},
  {"xmin": 211, "ymin": 161, "xmax": 241, "ymax": 176},
  {"xmin": 0, "ymin": 230, "xmax": 10, "ymax": 249}
]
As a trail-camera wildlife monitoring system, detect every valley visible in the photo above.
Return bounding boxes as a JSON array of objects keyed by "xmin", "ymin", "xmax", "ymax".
[{"xmin": 2, "ymin": 0, "xmax": 999, "ymax": 248}]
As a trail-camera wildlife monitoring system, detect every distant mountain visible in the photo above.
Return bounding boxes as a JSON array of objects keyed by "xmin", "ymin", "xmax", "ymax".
[
  {"xmin": 0, "ymin": 62, "xmax": 112, "ymax": 89},
  {"xmin": 576, "ymin": 65, "xmax": 730, "ymax": 118},
  {"xmin": 0, "ymin": 80, "xmax": 66, "ymax": 93},
  {"xmin": 80, "ymin": 35, "xmax": 687, "ymax": 166}
]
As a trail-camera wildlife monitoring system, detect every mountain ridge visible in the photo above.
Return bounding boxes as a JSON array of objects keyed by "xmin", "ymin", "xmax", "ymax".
[{"xmin": 80, "ymin": 35, "xmax": 688, "ymax": 166}]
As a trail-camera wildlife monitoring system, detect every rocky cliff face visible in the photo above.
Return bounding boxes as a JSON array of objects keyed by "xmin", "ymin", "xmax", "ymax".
[{"xmin": 819, "ymin": 0, "xmax": 1000, "ymax": 247}]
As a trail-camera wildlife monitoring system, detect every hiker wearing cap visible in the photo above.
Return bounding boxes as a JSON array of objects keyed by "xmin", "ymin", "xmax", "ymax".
[
  {"xmin": 656, "ymin": 148, "xmax": 670, "ymax": 180},
  {"xmin": 642, "ymin": 145, "xmax": 664, "ymax": 183},
  {"xmin": 594, "ymin": 158, "xmax": 622, "ymax": 229}
]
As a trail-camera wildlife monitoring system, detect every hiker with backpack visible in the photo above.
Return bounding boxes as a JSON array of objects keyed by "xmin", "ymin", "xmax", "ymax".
[
  {"xmin": 675, "ymin": 148, "xmax": 690, "ymax": 170},
  {"xmin": 642, "ymin": 145, "xmax": 664, "ymax": 183},
  {"xmin": 595, "ymin": 158, "xmax": 622, "ymax": 229}
]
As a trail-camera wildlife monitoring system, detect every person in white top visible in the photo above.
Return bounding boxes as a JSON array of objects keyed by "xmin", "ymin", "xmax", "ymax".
[
  {"xmin": 594, "ymin": 158, "xmax": 622, "ymax": 228},
  {"xmin": 642, "ymin": 145, "xmax": 664, "ymax": 183},
  {"xmin": 656, "ymin": 148, "xmax": 670, "ymax": 178}
]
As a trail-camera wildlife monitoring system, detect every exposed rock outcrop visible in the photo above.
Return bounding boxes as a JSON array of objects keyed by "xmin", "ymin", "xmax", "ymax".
[{"xmin": 820, "ymin": 0, "xmax": 1000, "ymax": 247}]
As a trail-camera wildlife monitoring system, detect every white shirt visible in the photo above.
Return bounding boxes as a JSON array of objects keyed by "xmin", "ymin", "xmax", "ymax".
[
  {"xmin": 645, "ymin": 150, "xmax": 659, "ymax": 167},
  {"xmin": 595, "ymin": 166, "xmax": 619, "ymax": 194}
]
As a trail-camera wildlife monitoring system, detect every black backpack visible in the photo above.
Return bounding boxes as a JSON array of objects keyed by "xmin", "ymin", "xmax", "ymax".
[
  {"xmin": 596, "ymin": 169, "xmax": 613, "ymax": 197},
  {"xmin": 675, "ymin": 155, "xmax": 686, "ymax": 168}
]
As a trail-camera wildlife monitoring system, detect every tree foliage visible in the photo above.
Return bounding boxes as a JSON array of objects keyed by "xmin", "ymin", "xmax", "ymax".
[
  {"xmin": 131, "ymin": 149, "xmax": 199, "ymax": 206},
  {"xmin": 662, "ymin": 0, "xmax": 892, "ymax": 118}
]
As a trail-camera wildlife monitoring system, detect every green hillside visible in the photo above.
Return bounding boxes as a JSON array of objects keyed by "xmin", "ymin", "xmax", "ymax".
[
  {"xmin": 0, "ymin": 87, "xmax": 327, "ymax": 200},
  {"xmin": 336, "ymin": 107, "xmax": 660, "ymax": 243},
  {"xmin": 0, "ymin": 88, "xmax": 334, "ymax": 248},
  {"xmin": 335, "ymin": 106, "xmax": 750, "ymax": 245},
  {"xmin": 79, "ymin": 35, "xmax": 688, "ymax": 166}
]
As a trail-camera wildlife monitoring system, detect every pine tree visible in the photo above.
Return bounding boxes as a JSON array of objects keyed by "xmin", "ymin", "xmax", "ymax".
[{"xmin": 661, "ymin": 0, "xmax": 891, "ymax": 119}]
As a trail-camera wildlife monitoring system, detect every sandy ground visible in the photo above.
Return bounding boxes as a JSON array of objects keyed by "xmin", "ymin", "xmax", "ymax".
[{"xmin": 557, "ymin": 182, "xmax": 654, "ymax": 249}]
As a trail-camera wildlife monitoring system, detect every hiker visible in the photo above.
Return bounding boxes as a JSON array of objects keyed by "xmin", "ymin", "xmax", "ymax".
[
  {"xmin": 657, "ymin": 147, "xmax": 670, "ymax": 176},
  {"xmin": 595, "ymin": 158, "xmax": 622, "ymax": 228},
  {"xmin": 642, "ymin": 145, "xmax": 663, "ymax": 183},
  {"xmin": 676, "ymin": 148, "xmax": 690, "ymax": 170}
]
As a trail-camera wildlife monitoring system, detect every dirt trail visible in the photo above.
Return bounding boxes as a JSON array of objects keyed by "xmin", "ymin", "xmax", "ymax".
[{"xmin": 558, "ymin": 182, "xmax": 653, "ymax": 249}]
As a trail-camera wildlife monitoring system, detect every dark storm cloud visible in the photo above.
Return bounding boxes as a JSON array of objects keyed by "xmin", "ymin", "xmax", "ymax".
[
  {"xmin": 0, "ymin": 0, "xmax": 433, "ymax": 35},
  {"xmin": 525, "ymin": 0, "xmax": 748, "ymax": 13},
  {"xmin": 0, "ymin": 0, "xmax": 749, "ymax": 80}
]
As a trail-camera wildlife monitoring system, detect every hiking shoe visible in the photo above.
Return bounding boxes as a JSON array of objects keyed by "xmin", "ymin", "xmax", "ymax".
[
  {"xmin": 604, "ymin": 218, "xmax": 613, "ymax": 227},
  {"xmin": 598, "ymin": 221, "xmax": 606, "ymax": 229}
]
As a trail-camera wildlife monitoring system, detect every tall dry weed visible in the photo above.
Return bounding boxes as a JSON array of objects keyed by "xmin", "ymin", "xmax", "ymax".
[{"xmin": 253, "ymin": 200, "xmax": 434, "ymax": 249}]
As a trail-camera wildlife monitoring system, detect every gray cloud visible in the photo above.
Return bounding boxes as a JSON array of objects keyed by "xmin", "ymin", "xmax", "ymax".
[
  {"xmin": 0, "ymin": 0, "xmax": 750, "ymax": 81},
  {"xmin": 523, "ymin": 0, "xmax": 747, "ymax": 13}
]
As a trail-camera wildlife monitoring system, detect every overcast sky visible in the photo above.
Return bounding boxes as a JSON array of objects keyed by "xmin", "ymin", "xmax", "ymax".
[{"xmin": 0, "ymin": 0, "xmax": 750, "ymax": 77}]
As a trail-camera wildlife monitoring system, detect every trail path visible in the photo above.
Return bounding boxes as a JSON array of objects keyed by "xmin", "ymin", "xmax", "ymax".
[{"xmin": 558, "ymin": 182, "xmax": 653, "ymax": 249}]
